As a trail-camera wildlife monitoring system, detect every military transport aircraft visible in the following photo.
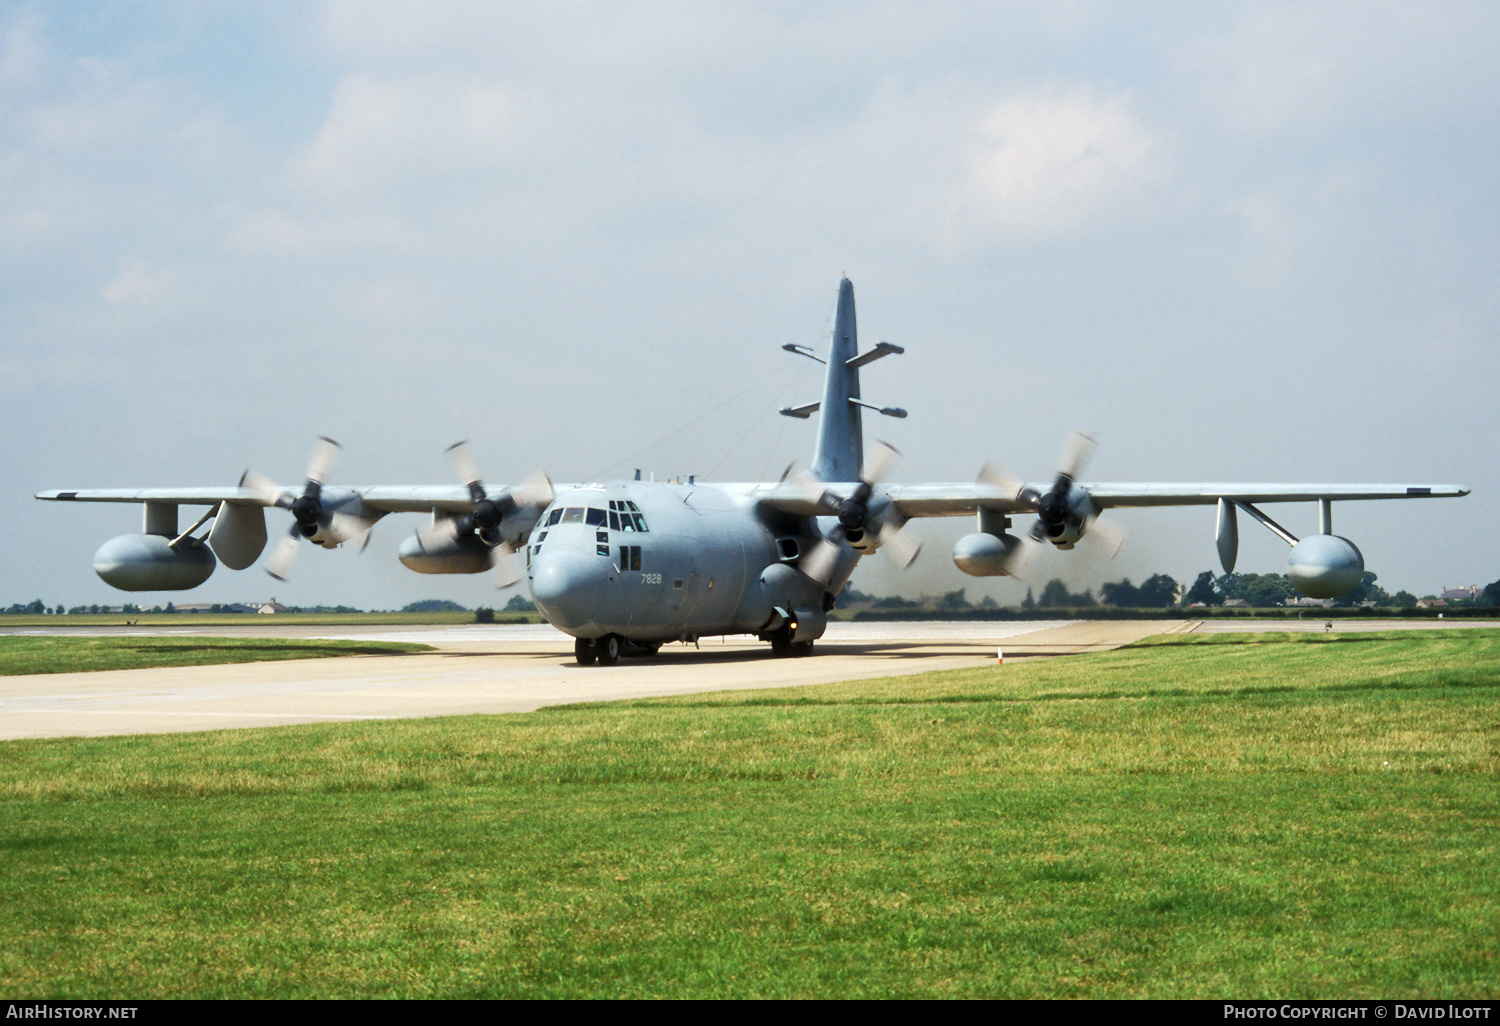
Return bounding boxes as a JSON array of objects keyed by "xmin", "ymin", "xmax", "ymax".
[{"xmin": 38, "ymin": 278, "xmax": 1467, "ymax": 665}]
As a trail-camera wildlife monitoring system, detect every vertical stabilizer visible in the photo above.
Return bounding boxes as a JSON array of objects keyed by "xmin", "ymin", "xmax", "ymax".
[{"xmin": 812, "ymin": 279, "xmax": 863, "ymax": 482}]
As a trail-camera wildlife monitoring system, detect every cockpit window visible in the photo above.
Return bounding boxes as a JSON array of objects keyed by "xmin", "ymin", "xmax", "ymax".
[
  {"xmin": 544, "ymin": 505, "xmax": 609, "ymax": 528},
  {"xmin": 607, "ymin": 499, "xmax": 648, "ymax": 532}
]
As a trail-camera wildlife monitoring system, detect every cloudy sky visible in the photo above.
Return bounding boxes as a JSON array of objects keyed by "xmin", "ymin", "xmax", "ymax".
[{"xmin": 3, "ymin": 1, "xmax": 1495, "ymax": 610}]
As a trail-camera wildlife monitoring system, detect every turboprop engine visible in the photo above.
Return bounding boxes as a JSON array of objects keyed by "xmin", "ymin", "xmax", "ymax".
[
  {"xmin": 397, "ymin": 443, "xmax": 555, "ymax": 584},
  {"xmin": 952, "ymin": 531, "xmax": 1025, "ymax": 577},
  {"xmin": 94, "ymin": 534, "xmax": 216, "ymax": 591},
  {"xmin": 974, "ymin": 433, "xmax": 1125, "ymax": 575},
  {"xmin": 396, "ymin": 531, "xmax": 494, "ymax": 575}
]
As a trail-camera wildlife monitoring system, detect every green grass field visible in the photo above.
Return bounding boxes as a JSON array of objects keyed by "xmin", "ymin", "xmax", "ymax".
[
  {"xmin": 0, "ymin": 636, "xmax": 433, "ymax": 675},
  {"xmin": 0, "ymin": 629, "xmax": 1494, "ymax": 998}
]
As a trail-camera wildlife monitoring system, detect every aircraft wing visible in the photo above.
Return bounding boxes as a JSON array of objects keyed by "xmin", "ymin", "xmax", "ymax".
[
  {"xmin": 37, "ymin": 480, "xmax": 559, "ymax": 586},
  {"xmin": 1085, "ymin": 483, "xmax": 1470, "ymax": 508},
  {"xmin": 882, "ymin": 482, "xmax": 1470, "ymax": 518},
  {"xmin": 38, "ymin": 487, "xmax": 265, "ymax": 506},
  {"xmin": 37, "ymin": 485, "xmax": 491, "ymax": 514}
]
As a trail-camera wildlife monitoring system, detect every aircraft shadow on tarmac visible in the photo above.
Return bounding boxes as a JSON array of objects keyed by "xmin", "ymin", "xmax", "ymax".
[{"xmin": 432, "ymin": 640, "xmax": 1062, "ymax": 666}]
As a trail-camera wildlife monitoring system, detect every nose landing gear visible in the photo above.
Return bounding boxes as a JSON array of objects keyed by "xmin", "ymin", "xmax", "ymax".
[{"xmin": 574, "ymin": 634, "xmax": 622, "ymax": 666}]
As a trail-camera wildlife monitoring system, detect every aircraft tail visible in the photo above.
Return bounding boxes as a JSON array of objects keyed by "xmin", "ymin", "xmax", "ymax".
[
  {"xmin": 813, "ymin": 279, "xmax": 864, "ymax": 482},
  {"xmin": 778, "ymin": 279, "xmax": 905, "ymax": 481}
]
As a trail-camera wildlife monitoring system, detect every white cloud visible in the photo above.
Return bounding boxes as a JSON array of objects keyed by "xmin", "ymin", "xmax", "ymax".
[
  {"xmin": 947, "ymin": 87, "xmax": 1164, "ymax": 246},
  {"xmin": 0, "ymin": 8, "xmax": 45, "ymax": 90},
  {"xmin": 226, "ymin": 207, "xmax": 407, "ymax": 258},
  {"xmin": 1175, "ymin": 1, "xmax": 1500, "ymax": 140},
  {"xmin": 286, "ymin": 72, "xmax": 521, "ymax": 202},
  {"xmin": 102, "ymin": 257, "xmax": 172, "ymax": 306},
  {"xmin": 1222, "ymin": 167, "xmax": 1362, "ymax": 286}
]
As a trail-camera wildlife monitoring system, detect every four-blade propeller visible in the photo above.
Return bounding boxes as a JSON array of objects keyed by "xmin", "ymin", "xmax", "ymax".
[
  {"xmin": 240, "ymin": 437, "xmax": 373, "ymax": 582},
  {"xmin": 977, "ymin": 431, "xmax": 1125, "ymax": 579},
  {"xmin": 797, "ymin": 441, "xmax": 922, "ymax": 588},
  {"xmin": 412, "ymin": 441, "xmax": 554, "ymax": 586}
]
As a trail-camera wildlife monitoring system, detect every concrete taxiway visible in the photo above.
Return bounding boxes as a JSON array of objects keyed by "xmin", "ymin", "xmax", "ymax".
[
  {"xmin": 0, "ymin": 619, "xmax": 1183, "ymax": 740},
  {"xmin": 3, "ymin": 617, "xmax": 1483, "ymax": 741}
]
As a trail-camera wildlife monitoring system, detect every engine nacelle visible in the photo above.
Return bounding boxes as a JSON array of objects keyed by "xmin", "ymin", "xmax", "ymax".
[
  {"xmin": 785, "ymin": 605, "xmax": 827, "ymax": 643},
  {"xmin": 952, "ymin": 532, "xmax": 1023, "ymax": 577},
  {"xmin": 1286, "ymin": 535, "xmax": 1364, "ymax": 599},
  {"xmin": 94, "ymin": 534, "xmax": 216, "ymax": 591},
  {"xmin": 397, "ymin": 532, "xmax": 494, "ymax": 574},
  {"xmin": 736, "ymin": 561, "xmax": 826, "ymax": 633}
]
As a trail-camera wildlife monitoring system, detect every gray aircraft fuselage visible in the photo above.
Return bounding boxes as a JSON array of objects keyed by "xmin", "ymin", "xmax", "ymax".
[{"xmin": 527, "ymin": 480, "xmax": 831, "ymax": 648}]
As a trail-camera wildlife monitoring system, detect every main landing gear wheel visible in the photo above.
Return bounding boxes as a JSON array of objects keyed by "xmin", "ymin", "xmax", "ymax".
[
  {"xmin": 769, "ymin": 627, "xmax": 814, "ymax": 657},
  {"xmin": 575, "ymin": 635, "xmax": 624, "ymax": 666},
  {"xmin": 574, "ymin": 637, "xmax": 597, "ymax": 666},
  {"xmin": 598, "ymin": 634, "xmax": 621, "ymax": 666}
]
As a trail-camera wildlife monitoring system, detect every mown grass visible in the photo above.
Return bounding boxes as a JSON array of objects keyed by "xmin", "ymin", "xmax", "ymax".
[
  {"xmin": 0, "ymin": 629, "xmax": 1494, "ymax": 998},
  {"xmin": 0, "ymin": 636, "xmax": 432, "ymax": 675}
]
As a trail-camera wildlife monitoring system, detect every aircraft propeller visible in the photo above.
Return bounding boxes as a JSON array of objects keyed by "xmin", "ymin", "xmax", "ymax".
[
  {"xmin": 414, "ymin": 441, "xmax": 554, "ymax": 586},
  {"xmin": 798, "ymin": 441, "xmax": 922, "ymax": 588},
  {"xmin": 978, "ymin": 431, "xmax": 1124, "ymax": 577},
  {"xmin": 240, "ymin": 436, "xmax": 374, "ymax": 581}
]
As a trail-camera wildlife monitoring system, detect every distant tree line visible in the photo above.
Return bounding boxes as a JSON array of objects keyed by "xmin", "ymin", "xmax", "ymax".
[
  {"xmin": 1182, "ymin": 571, "xmax": 1469, "ymax": 609},
  {"xmin": 8, "ymin": 574, "xmax": 1500, "ymax": 617},
  {"xmin": 846, "ymin": 571, "xmax": 1500, "ymax": 611}
]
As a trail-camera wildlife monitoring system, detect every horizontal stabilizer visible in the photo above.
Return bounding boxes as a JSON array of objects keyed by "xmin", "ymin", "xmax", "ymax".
[
  {"xmin": 850, "ymin": 399, "xmax": 907, "ymax": 418},
  {"xmin": 846, "ymin": 341, "xmax": 904, "ymax": 369}
]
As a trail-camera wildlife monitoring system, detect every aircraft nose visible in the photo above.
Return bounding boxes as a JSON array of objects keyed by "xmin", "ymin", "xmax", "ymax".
[{"xmin": 530, "ymin": 549, "xmax": 608, "ymax": 631}]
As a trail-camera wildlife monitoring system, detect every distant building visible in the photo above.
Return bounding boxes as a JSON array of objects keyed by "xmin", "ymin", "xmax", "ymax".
[
  {"xmin": 1441, "ymin": 586, "xmax": 1479, "ymax": 602},
  {"xmin": 258, "ymin": 598, "xmax": 289, "ymax": 615}
]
